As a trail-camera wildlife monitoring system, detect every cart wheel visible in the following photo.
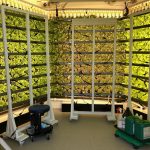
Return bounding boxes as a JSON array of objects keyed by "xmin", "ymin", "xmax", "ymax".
[
  {"xmin": 50, "ymin": 130, "xmax": 53, "ymax": 134},
  {"xmin": 47, "ymin": 134, "xmax": 50, "ymax": 140},
  {"xmin": 31, "ymin": 136, "xmax": 34, "ymax": 142},
  {"xmin": 133, "ymin": 145, "xmax": 139, "ymax": 149},
  {"xmin": 19, "ymin": 140, "xmax": 24, "ymax": 145}
]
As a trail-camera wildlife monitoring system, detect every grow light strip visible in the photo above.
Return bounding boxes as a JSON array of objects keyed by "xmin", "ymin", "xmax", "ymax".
[
  {"xmin": 49, "ymin": 10, "xmax": 123, "ymax": 19},
  {"xmin": 129, "ymin": 0, "xmax": 150, "ymax": 14},
  {"xmin": 0, "ymin": 0, "xmax": 47, "ymax": 17},
  {"xmin": 1, "ymin": 0, "xmax": 150, "ymax": 18}
]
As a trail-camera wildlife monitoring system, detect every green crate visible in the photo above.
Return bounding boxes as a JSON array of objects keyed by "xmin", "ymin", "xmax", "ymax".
[
  {"xmin": 134, "ymin": 120, "xmax": 150, "ymax": 140},
  {"xmin": 125, "ymin": 116, "xmax": 139, "ymax": 135}
]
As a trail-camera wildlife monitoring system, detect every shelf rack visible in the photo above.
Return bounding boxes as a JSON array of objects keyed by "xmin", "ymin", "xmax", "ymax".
[
  {"xmin": 0, "ymin": 5, "xmax": 57, "ymax": 145},
  {"xmin": 70, "ymin": 18, "xmax": 117, "ymax": 120}
]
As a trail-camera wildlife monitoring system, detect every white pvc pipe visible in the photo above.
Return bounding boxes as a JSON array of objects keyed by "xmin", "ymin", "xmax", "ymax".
[
  {"xmin": 26, "ymin": 12, "xmax": 33, "ymax": 105},
  {"xmin": 2, "ymin": 5, "xmax": 12, "ymax": 113},
  {"xmin": 45, "ymin": 17, "xmax": 51, "ymax": 100},
  {"xmin": 92, "ymin": 26, "xmax": 95, "ymax": 113},
  {"xmin": 0, "ymin": 138, "xmax": 11, "ymax": 150},
  {"xmin": 111, "ymin": 24, "xmax": 117, "ymax": 117},
  {"xmin": 70, "ymin": 24, "xmax": 75, "ymax": 118},
  {"xmin": 45, "ymin": 17, "xmax": 56, "ymax": 122},
  {"xmin": 147, "ymin": 48, "xmax": 150, "ymax": 121},
  {"xmin": 128, "ymin": 15, "xmax": 133, "ymax": 113}
]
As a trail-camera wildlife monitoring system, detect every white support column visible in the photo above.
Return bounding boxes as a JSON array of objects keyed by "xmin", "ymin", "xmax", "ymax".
[
  {"xmin": 44, "ymin": 17, "xmax": 58, "ymax": 125},
  {"xmin": 107, "ymin": 24, "xmax": 117, "ymax": 121},
  {"xmin": 128, "ymin": 15, "xmax": 133, "ymax": 113},
  {"xmin": 147, "ymin": 49, "xmax": 150, "ymax": 121},
  {"xmin": 0, "ymin": 138, "xmax": 11, "ymax": 150},
  {"xmin": 70, "ymin": 24, "xmax": 78, "ymax": 120},
  {"xmin": 26, "ymin": 12, "xmax": 33, "ymax": 105},
  {"xmin": 1, "ymin": 6, "xmax": 17, "ymax": 139},
  {"xmin": 92, "ymin": 25, "xmax": 95, "ymax": 113}
]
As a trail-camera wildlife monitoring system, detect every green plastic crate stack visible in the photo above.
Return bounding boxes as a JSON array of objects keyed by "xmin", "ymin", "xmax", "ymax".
[
  {"xmin": 134, "ymin": 120, "xmax": 150, "ymax": 140},
  {"xmin": 125, "ymin": 116, "xmax": 140, "ymax": 135}
]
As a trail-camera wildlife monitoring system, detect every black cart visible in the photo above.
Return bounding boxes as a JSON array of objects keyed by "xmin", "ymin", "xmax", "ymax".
[{"xmin": 27, "ymin": 104, "xmax": 53, "ymax": 141}]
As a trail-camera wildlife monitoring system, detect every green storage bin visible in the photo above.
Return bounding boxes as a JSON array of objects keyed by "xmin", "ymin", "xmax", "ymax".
[
  {"xmin": 125, "ymin": 116, "xmax": 139, "ymax": 135},
  {"xmin": 134, "ymin": 120, "xmax": 150, "ymax": 140}
]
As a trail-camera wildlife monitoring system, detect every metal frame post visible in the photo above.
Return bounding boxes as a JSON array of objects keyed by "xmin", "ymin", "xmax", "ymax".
[
  {"xmin": 0, "ymin": 138, "xmax": 11, "ymax": 150},
  {"xmin": 92, "ymin": 25, "xmax": 95, "ymax": 113},
  {"xmin": 70, "ymin": 23, "xmax": 78, "ymax": 120},
  {"xmin": 128, "ymin": 15, "xmax": 133, "ymax": 113},
  {"xmin": 147, "ymin": 49, "xmax": 150, "ymax": 120},
  {"xmin": 107, "ymin": 24, "xmax": 117, "ymax": 121},
  {"xmin": 44, "ymin": 17, "xmax": 58, "ymax": 125},
  {"xmin": 26, "ymin": 12, "xmax": 33, "ymax": 105}
]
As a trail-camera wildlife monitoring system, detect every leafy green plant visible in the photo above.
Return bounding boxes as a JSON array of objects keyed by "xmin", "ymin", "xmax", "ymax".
[
  {"xmin": 116, "ymin": 18, "xmax": 130, "ymax": 95},
  {"xmin": 0, "ymin": 11, "xmax": 7, "ymax": 107},
  {"xmin": 1, "ymin": 10, "xmax": 150, "ymax": 109},
  {"xmin": 30, "ymin": 16, "xmax": 47, "ymax": 98}
]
